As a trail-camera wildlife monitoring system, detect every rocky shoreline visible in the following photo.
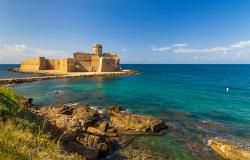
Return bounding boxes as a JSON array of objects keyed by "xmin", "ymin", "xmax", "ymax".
[
  {"xmin": 5, "ymin": 91, "xmax": 249, "ymax": 160},
  {"xmin": 24, "ymin": 99, "xmax": 168, "ymax": 159}
]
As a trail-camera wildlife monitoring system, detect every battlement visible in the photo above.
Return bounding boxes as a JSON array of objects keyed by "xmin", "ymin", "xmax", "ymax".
[{"xmin": 20, "ymin": 44, "xmax": 121, "ymax": 73}]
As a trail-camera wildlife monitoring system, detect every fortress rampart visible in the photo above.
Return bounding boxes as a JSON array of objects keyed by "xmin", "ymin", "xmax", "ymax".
[{"xmin": 20, "ymin": 44, "xmax": 121, "ymax": 73}]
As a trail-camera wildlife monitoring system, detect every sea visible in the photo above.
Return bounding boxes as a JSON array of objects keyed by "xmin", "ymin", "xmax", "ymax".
[{"xmin": 1, "ymin": 64, "xmax": 250, "ymax": 159}]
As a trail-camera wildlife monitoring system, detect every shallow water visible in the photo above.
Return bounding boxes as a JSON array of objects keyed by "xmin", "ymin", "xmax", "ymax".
[{"xmin": 4, "ymin": 64, "xmax": 250, "ymax": 159}]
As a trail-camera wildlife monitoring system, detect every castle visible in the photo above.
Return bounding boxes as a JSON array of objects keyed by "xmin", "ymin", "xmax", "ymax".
[{"xmin": 20, "ymin": 44, "xmax": 121, "ymax": 73}]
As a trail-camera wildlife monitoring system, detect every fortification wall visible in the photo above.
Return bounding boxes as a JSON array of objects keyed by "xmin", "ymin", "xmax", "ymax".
[
  {"xmin": 74, "ymin": 53, "xmax": 100, "ymax": 72},
  {"xmin": 59, "ymin": 58, "xmax": 75, "ymax": 72},
  {"xmin": 19, "ymin": 44, "xmax": 121, "ymax": 73},
  {"xmin": 100, "ymin": 57, "xmax": 120, "ymax": 72},
  {"xmin": 46, "ymin": 59, "xmax": 61, "ymax": 70},
  {"xmin": 20, "ymin": 57, "xmax": 47, "ymax": 71},
  {"xmin": 46, "ymin": 58, "xmax": 75, "ymax": 72}
]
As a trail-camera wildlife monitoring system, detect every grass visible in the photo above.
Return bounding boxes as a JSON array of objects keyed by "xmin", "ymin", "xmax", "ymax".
[{"xmin": 0, "ymin": 86, "xmax": 81, "ymax": 160}]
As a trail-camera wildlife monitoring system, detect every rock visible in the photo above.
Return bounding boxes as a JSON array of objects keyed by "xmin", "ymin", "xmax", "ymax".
[
  {"xmin": 72, "ymin": 104, "xmax": 99, "ymax": 126},
  {"xmin": 110, "ymin": 112, "xmax": 166, "ymax": 132},
  {"xmin": 54, "ymin": 114, "xmax": 70, "ymax": 129},
  {"xmin": 87, "ymin": 127, "xmax": 105, "ymax": 136},
  {"xmin": 77, "ymin": 133, "xmax": 108, "ymax": 152},
  {"xmin": 209, "ymin": 138, "xmax": 250, "ymax": 160},
  {"xmin": 60, "ymin": 131, "xmax": 77, "ymax": 141},
  {"xmin": 117, "ymin": 144, "xmax": 167, "ymax": 160},
  {"xmin": 87, "ymin": 126, "xmax": 117, "ymax": 137},
  {"xmin": 39, "ymin": 104, "xmax": 72, "ymax": 117},
  {"xmin": 199, "ymin": 120, "xmax": 226, "ymax": 131},
  {"xmin": 107, "ymin": 105, "xmax": 122, "ymax": 114},
  {"xmin": 98, "ymin": 121, "xmax": 108, "ymax": 132},
  {"xmin": 39, "ymin": 105, "xmax": 82, "ymax": 132},
  {"xmin": 65, "ymin": 141, "xmax": 99, "ymax": 160},
  {"xmin": 23, "ymin": 98, "xmax": 33, "ymax": 107},
  {"xmin": 34, "ymin": 103, "xmax": 167, "ymax": 159}
]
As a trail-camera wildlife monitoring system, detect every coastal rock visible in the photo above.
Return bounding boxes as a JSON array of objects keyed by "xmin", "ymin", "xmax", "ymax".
[
  {"xmin": 23, "ymin": 98, "xmax": 33, "ymax": 107},
  {"xmin": 209, "ymin": 138, "xmax": 250, "ymax": 160},
  {"xmin": 98, "ymin": 121, "xmax": 108, "ymax": 132},
  {"xmin": 77, "ymin": 133, "xmax": 108, "ymax": 151},
  {"xmin": 35, "ymin": 104, "xmax": 167, "ymax": 159},
  {"xmin": 117, "ymin": 144, "xmax": 168, "ymax": 160},
  {"xmin": 39, "ymin": 104, "xmax": 73, "ymax": 117},
  {"xmin": 39, "ymin": 105, "xmax": 83, "ymax": 132},
  {"xmin": 110, "ymin": 111, "xmax": 166, "ymax": 132},
  {"xmin": 87, "ymin": 127, "xmax": 105, "ymax": 136},
  {"xmin": 73, "ymin": 104, "xmax": 98, "ymax": 119},
  {"xmin": 65, "ymin": 141, "xmax": 98, "ymax": 160},
  {"xmin": 107, "ymin": 105, "xmax": 122, "ymax": 114},
  {"xmin": 87, "ymin": 126, "xmax": 117, "ymax": 137}
]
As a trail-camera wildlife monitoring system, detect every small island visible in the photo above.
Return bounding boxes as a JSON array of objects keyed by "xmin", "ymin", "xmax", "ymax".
[{"xmin": 0, "ymin": 44, "xmax": 137, "ymax": 85}]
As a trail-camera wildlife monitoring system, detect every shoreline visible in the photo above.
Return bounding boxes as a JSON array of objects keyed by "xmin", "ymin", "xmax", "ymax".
[
  {"xmin": 16, "ymin": 95, "xmax": 169, "ymax": 159},
  {"xmin": 0, "ymin": 68, "xmax": 138, "ymax": 85},
  {"xmin": 1, "ymin": 85, "xmax": 250, "ymax": 159}
]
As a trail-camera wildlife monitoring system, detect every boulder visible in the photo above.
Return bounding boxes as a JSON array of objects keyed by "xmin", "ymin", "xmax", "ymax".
[
  {"xmin": 209, "ymin": 138, "xmax": 250, "ymax": 160},
  {"xmin": 87, "ymin": 126, "xmax": 117, "ymax": 137},
  {"xmin": 39, "ymin": 104, "xmax": 73, "ymax": 117},
  {"xmin": 87, "ymin": 127, "xmax": 105, "ymax": 136},
  {"xmin": 72, "ymin": 104, "xmax": 99, "ymax": 126},
  {"xmin": 77, "ymin": 133, "xmax": 108, "ymax": 152},
  {"xmin": 106, "ymin": 105, "xmax": 122, "ymax": 115},
  {"xmin": 110, "ymin": 112, "xmax": 166, "ymax": 132}
]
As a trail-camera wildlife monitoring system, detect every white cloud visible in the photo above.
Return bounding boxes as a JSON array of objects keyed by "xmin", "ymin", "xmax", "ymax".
[
  {"xmin": 230, "ymin": 40, "xmax": 250, "ymax": 48},
  {"xmin": 174, "ymin": 46, "xmax": 230, "ymax": 54},
  {"xmin": 121, "ymin": 48, "xmax": 127, "ymax": 52},
  {"xmin": 172, "ymin": 43, "xmax": 187, "ymax": 47},
  {"xmin": 0, "ymin": 43, "xmax": 66, "ymax": 64},
  {"xmin": 152, "ymin": 40, "xmax": 250, "ymax": 62},
  {"xmin": 152, "ymin": 46, "xmax": 171, "ymax": 52}
]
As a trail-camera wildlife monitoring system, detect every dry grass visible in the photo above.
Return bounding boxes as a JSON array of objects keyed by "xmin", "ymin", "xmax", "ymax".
[{"xmin": 0, "ymin": 86, "xmax": 82, "ymax": 160}]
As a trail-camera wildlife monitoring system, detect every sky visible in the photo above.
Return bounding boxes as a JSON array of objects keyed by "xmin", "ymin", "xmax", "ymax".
[{"xmin": 1, "ymin": 0, "xmax": 250, "ymax": 64}]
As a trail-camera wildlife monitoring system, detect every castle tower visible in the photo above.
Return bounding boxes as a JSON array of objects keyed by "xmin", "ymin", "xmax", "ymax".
[{"xmin": 92, "ymin": 44, "xmax": 102, "ymax": 56}]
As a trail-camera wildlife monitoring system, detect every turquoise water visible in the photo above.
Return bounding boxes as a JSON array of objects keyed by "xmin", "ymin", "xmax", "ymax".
[
  {"xmin": 4, "ymin": 64, "xmax": 250, "ymax": 159},
  {"xmin": 0, "ymin": 64, "xmax": 45, "ymax": 78}
]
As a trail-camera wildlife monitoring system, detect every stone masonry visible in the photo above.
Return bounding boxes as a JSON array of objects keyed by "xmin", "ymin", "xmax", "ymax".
[{"xmin": 20, "ymin": 44, "xmax": 121, "ymax": 73}]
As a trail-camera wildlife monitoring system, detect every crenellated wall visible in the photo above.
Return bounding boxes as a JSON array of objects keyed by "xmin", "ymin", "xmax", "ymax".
[
  {"xmin": 19, "ymin": 44, "xmax": 121, "ymax": 73},
  {"xmin": 99, "ymin": 56, "xmax": 120, "ymax": 72},
  {"xmin": 74, "ymin": 53, "xmax": 100, "ymax": 72}
]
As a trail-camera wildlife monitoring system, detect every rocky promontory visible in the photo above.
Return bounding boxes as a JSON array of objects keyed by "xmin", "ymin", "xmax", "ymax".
[
  {"xmin": 27, "ymin": 103, "xmax": 167, "ymax": 159},
  {"xmin": 209, "ymin": 138, "xmax": 250, "ymax": 160}
]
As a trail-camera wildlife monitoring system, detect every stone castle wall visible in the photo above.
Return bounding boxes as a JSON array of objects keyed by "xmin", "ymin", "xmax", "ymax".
[
  {"xmin": 45, "ymin": 58, "xmax": 75, "ymax": 72},
  {"xmin": 100, "ymin": 57, "xmax": 120, "ymax": 72},
  {"xmin": 20, "ymin": 57, "xmax": 47, "ymax": 71},
  {"xmin": 74, "ymin": 53, "xmax": 100, "ymax": 72},
  {"xmin": 20, "ymin": 44, "xmax": 121, "ymax": 73}
]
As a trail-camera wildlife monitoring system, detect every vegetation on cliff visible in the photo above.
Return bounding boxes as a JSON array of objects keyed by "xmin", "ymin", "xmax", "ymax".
[{"xmin": 0, "ymin": 86, "xmax": 79, "ymax": 160}]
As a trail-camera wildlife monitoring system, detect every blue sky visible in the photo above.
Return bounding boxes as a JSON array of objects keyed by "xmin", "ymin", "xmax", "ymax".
[{"xmin": 1, "ymin": 0, "xmax": 250, "ymax": 64}]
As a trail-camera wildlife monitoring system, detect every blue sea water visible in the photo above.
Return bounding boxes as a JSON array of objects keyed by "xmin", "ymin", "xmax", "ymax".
[
  {"xmin": 0, "ymin": 64, "xmax": 44, "ymax": 78},
  {"xmin": 2, "ymin": 64, "xmax": 250, "ymax": 159}
]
